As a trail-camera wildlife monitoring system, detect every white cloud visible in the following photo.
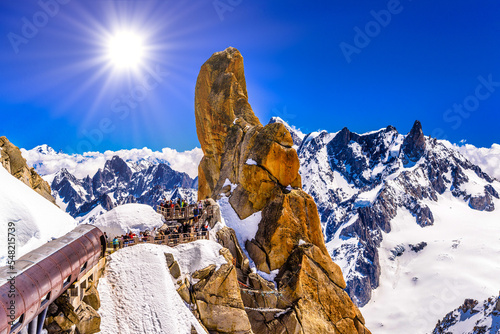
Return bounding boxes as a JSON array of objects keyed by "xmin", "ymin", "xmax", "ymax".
[
  {"xmin": 445, "ymin": 142, "xmax": 500, "ymax": 180},
  {"xmin": 21, "ymin": 145, "xmax": 203, "ymax": 179}
]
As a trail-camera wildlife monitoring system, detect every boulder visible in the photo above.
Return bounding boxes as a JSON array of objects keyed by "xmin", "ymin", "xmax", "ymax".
[
  {"xmin": 192, "ymin": 264, "xmax": 216, "ymax": 280},
  {"xmin": 219, "ymin": 247, "xmax": 234, "ymax": 264},
  {"xmin": 200, "ymin": 197, "xmax": 222, "ymax": 228},
  {"xmin": 177, "ymin": 281, "xmax": 191, "ymax": 304},
  {"xmin": 82, "ymin": 285, "xmax": 100, "ymax": 310},
  {"xmin": 164, "ymin": 252, "xmax": 175, "ymax": 267},
  {"xmin": 45, "ymin": 277, "xmax": 103, "ymax": 334},
  {"xmin": 193, "ymin": 263, "xmax": 252, "ymax": 333},
  {"xmin": 217, "ymin": 227, "xmax": 251, "ymax": 279},
  {"xmin": 169, "ymin": 261, "xmax": 181, "ymax": 279},
  {"xmin": 75, "ymin": 302, "xmax": 101, "ymax": 334},
  {"xmin": 276, "ymin": 244, "xmax": 370, "ymax": 333}
]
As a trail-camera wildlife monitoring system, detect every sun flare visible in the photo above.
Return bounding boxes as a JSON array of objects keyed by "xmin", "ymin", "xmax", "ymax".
[{"xmin": 107, "ymin": 32, "xmax": 144, "ymax": 69}]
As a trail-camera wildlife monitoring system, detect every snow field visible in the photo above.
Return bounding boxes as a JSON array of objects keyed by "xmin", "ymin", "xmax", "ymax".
[
  {"xmin": 92, "ymin": 203, "xmax": 165, "ymax": 238},
  {"xmin": 362, "ymin": 192, "xmax": 500, "ymax": 333},
  {"xmin": 0, "ymin": 165, "xmax": 76, "ymax": 267}
]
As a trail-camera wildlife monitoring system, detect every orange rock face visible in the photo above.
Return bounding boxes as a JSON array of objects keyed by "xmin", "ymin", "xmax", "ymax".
[
  {"xmin": 0, "ymin": 136, "xmax": 56, "ymax": 205},
  {"xmin": 194, "ymin": 47, "xmax": 370, "ymax": 334}
]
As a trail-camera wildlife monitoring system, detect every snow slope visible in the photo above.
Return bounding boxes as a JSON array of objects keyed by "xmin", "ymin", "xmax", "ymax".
[
  {"xmin": 361, "ymin": 192, "xmax": 500, "ymax": 333},
  {"xmin": 93, "ymin": 203, "xmax": 165, "ymax": 238},
  {"xmin": 98, "ymin": 241, "xmax": 227, "ymax": 334},
  {"xmin": 21, "ymin": 145, "xmax": 202, "ymax": 179},
  {"xmin": 0, "ymin": 165, "xmax": 76, "ymax": 266}
]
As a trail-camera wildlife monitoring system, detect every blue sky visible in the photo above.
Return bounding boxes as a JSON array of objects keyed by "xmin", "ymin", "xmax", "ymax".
[{"xmin": 0, "ymin": 0, "xmax": 499, "ymax": 153}]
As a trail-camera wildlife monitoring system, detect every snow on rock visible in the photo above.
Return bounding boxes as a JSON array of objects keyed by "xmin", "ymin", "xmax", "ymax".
[
  {"xmin": 98, "ymin": 241, "xmax": 225, "ymax": 334},
  {"xmin": 217, "ymin": 196, "xmax": 261, "ymax": 248},
  {"xmin": 0, "ymin": 165, "xmax": 76, "ymax": 266},
  {"xmin": 222, "ymin": 178, "xmax": 237, "ymax": 193},
  {"xmin": 354, "ymin": 184, "xmax": 383, "ymax": 208},
  {"xmin": 167, "ymin": 240, "xmax": 227, "ymax": 275},
  {"xmin": 433, "ymin": 295, "xmax": 500, "ymax": 334},
  {"xmin": 245, "ymin": 158, "xmax": 257, "ymax": 166},
  {"xmin": 93, "ymin": 203, "xmax": 164, "ymax": 238}
]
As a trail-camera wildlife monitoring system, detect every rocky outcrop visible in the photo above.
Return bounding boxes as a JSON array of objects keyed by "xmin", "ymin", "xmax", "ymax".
[
  {"xmin": 195, "ymin": 47, "xmax": 370, "ymax": 333},
  {"xmin": 45, "ymin": 285, "xmax": 101, "ymax": 334},
  {"xmin": 216, "ymin": 227, "xmax": 251, "ymax": 281},
  {"xmin": 193, "ymin": 262, "xmax": 253, "ymax": 334},
  {"xmin": 401, "ymin": 120, "xmax": 426, "ymax": 164},
  {"xmin": 277, "ymin": 243, "xmax": 367, "ymax": 333},
  {"xmin": 469, "ymin": 193, "xmax": 495, "ymax": 211},
  {"xmin": 433, "ymin": 296, "xmax": 500, "ymax": 334},
  {"xmin": 169, "ymin": 250, "xmax": 253, "ymax": 334},
  {"xmin": 0, "ymin": 136, "xmax": 56, "ymax": 204}
]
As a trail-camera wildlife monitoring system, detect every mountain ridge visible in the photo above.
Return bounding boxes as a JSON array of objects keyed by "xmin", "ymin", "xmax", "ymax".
[{"xmin": 48, "ymin": 155, "xmax": 197, "ymax": 223}]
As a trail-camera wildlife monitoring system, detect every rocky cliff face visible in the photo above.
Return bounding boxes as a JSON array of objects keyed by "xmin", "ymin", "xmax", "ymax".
[
  {"xmin": 195, "ymin": 47, "xmax": 370, "ymax": 333},
  {"xmin": 0, "ymin": 136, "xmax": 56, "ymax": 204}
]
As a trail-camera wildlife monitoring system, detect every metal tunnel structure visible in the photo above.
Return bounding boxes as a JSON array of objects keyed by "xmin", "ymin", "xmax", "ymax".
[{"xmin": 0, "ymin": 225, "xmax": 105, "ymax": 334}]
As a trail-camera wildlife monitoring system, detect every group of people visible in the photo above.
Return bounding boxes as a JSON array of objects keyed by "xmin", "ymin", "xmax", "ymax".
[
  {"xmin": 158, "ymin": 199, "xmax": 211, "ymax": 222},
  {"xmin": 110, "ymin": 228, "xmax": 159, "ymax": 250},
  {"xmin": 159, "ymin": 198, "xmax": 191, "ymax": 209},
  {"xmin": 109, "ymin": 221, "xmax": 209, "ymax": 250},
  {"xmin": 106, "ymin": 198, "xmax": 213, "ymax": 251}
]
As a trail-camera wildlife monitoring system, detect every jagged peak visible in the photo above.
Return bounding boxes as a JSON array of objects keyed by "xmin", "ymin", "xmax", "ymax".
[
  {"xmin": 269, "ymin": 116, "xmax": 286, "ymax": 124},
  {"xmin": 330, "ymin": 127, "xmax": 356, "ymax": 147},
  {"xmin": 402, "ymin": 120, "xmax": 426, "ymax": 163},
  {"xmin": 385, "ymin": 125, "xmax": 397, "ymax": 133},
  {"xmin": 408, "ymin": 120, "xmax": 424, "ymax": 137},
  {"xmin": 33, "ymin": 144, "xmax": 56, "ymax": 155},
  {"xmin": 104, "ymin": 155, "xmax": 130, "ymax": 172}
]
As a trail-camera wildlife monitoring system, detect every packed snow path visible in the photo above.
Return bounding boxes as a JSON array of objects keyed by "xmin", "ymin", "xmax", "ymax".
[{"xmin": 98, "ymin": 241, "xmax": 227, "ymax": 334}]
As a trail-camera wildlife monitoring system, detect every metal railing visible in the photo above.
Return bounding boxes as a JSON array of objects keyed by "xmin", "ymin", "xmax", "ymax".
[
  {"xmin": 156, "ymin": 204, "xmax": 216, "ymax": 221},
  {"xmin": 107, "ymin": 231, "xmax": 209, "ymax": 251}
]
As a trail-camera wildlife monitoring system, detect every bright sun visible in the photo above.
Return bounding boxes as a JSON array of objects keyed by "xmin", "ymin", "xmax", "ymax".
[{"xmin": 107, "ymin": 32, "xmax": 144, "ymax": 69}]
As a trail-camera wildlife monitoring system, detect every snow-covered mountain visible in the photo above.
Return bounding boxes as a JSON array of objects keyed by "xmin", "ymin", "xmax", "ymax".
[
  {"xmin": 46, "ymin": 155, "xmax": 197, "ymax": 223},
  {"xmin": 433, "ymin": 295, "xmax": 500, "ymax": 333},
  {"xmin": 271, "ymin": 117, "xmax": 500, "ymax": 332},
  {"xmin": 21, "ymin": 144, "xmax": 202, "ymax": 179},
  {"xmin": 452, "ymin": 143, "xmax": 500, "ymax": 181}
]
